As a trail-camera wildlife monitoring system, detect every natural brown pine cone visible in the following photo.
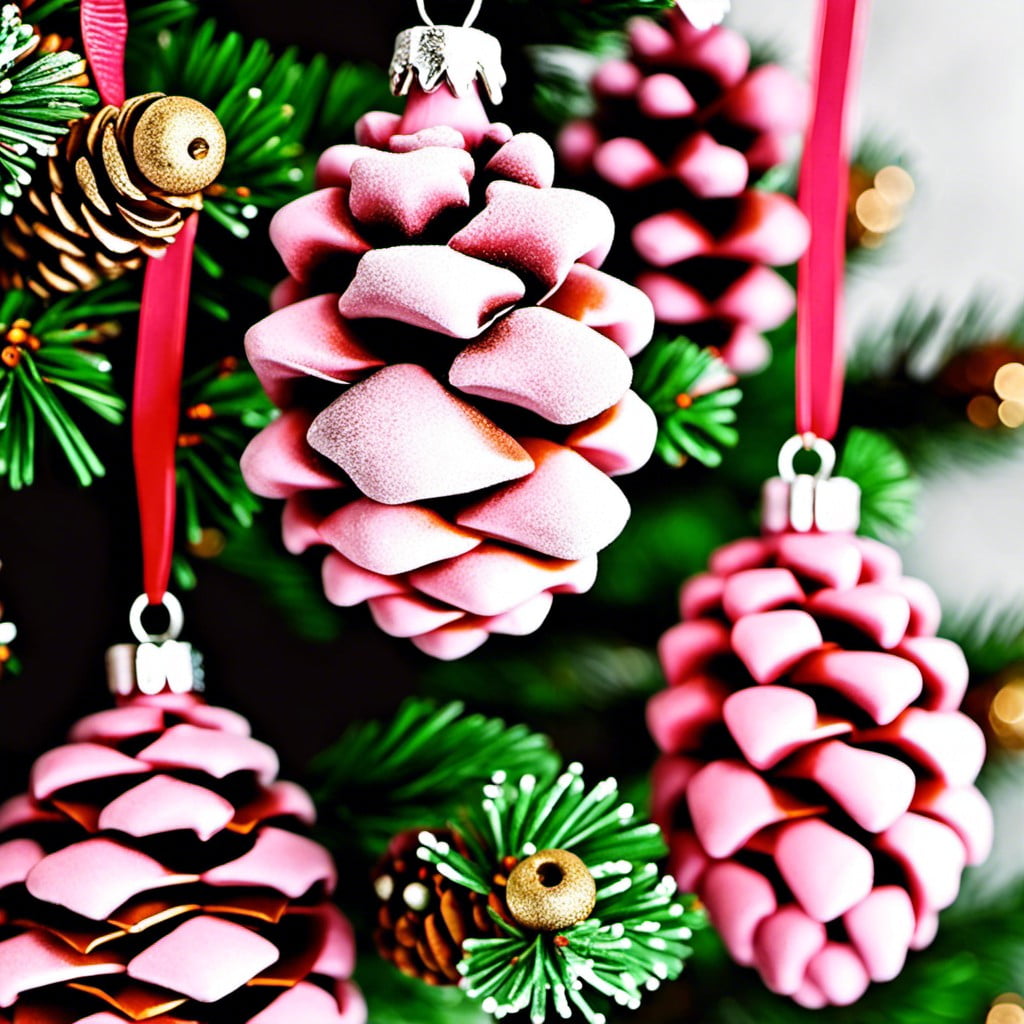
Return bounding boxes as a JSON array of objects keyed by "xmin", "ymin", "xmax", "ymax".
[{"xmin": 372, "ymin": 829, "xmax": 508, "ymax": 986}]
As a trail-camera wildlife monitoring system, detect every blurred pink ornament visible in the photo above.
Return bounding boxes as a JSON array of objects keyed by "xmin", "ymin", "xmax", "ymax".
[
  {"xmin": 0, "ymin": 691, "xmax": 364, "ymax": 1023},
  {"xmin": 243, "ymin": 83, "xmax": 658, "ymax": 660},
  {"xmin": 648, "ymin": 527, "xmax": 992, "ymax": 1007},
  {"xmin": 559, "ymin": 11, "xmax": 809, "ymax": 373}
]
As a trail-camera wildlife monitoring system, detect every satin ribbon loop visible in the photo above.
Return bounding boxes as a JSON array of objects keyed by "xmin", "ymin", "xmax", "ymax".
[{"xmin": 795, "ymin": 0, "xmax": 870, "ymax": 441}]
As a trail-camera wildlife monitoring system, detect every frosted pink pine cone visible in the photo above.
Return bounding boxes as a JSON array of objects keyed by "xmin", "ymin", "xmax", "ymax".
[
  {"xmin": 242, "ymin": 85, "xmax": 658, "ymax": 660},
  {"xmin": 559, "ymin": 12, "xmax": 810, "ymax": 373},
  {"xmin": 0, "ymin": 692, "xmax": 364, "ymax": 1023},
  {"xmin": 648, "ymin": 531, "xmax": 992, "ymax": 1007}
]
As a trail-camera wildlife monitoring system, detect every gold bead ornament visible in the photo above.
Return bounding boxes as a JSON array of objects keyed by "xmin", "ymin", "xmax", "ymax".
[
  {"xmin": 0, "ymin": 93, "xmax": 226, "ymax": 299},
  {"xmin": 131, "ymin": 95, "xmax": 226, "ymax": 195},
  {"xmin": 505, "ymin": 848, "xmax": 597, "ymax": 932}
]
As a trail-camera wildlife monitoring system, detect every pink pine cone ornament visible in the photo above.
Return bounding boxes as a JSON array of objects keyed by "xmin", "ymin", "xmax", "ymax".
[
  {"xmin": 648, "ymin": 503, "xmax": 993, "ymax": 1005},
  {"xmin": 0, "ymin": 691, "xmax": 364, "ymax": 1024},
  {"xmin": 242, "ymin": 75, "xmax": 659, "ymax": 660},
  {"xmin": 559, "ymin": 12, "xmax": 810, "ymax": 373}
]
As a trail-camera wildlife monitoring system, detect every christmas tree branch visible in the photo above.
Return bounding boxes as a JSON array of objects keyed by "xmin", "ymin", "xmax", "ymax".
[
  {"xmin": 311, "ymin": 699, "xmax": 559, "ymax": 856},
  {"xmin": 0, "ymin": 286, "xmax": 129, "ymax": 489}
]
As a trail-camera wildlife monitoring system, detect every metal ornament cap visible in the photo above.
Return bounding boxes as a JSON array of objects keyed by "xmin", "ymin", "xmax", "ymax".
[
  {"xmin": 106, "ymin": 593, "xmax": 205, "ymax": 697},
  {"xmin": 390, "ymin": 25, "xmax": 506, "ymax": 103},
  {"xmin": 505, "ymin": 848, "xmax": 597, "ymax": 932},
  {"xmin": 106, "ymin": 641, "xmax": 205, "ymax": 697},
  {"xmin": 762, "ymin": 435, "xmax": 861, "ymax": 535}
]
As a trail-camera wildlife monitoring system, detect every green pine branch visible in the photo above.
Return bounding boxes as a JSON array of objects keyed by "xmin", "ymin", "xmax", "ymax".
[
  {"xmin": 938, "ymin": 608, "xmax": 1024, "ymax": 678},
  {"xmin": 423, "ymin": 637, "xmax": 664, "ymax": 717},
  {"xmin": 175, "ymin": 356, "xmax": 274, "ymax": 545},
  {"xmin": 0, "ymin": 4, "xmax": 97, "ymax": 214},
  {"xmin": 634, "ymin": 337, "xmax": 742, "ymax": 469},
  {"xmin": 836, "ymin": 427, "xmax": 918, "ymax": 543},
  {"xmin": 134, "ymin": 17, "xmax": 393, "ymax": 243},
  {"xmin": 845, "ymin": 297, "xmax": 1024, "ymax": 471},
  {"xmin": 0, "ymin": 285, "xmax": 131, "ymax": 489},
  {"xmin": 356, "ymin": 956, "xmax": 490, "ymax": 1024},
  {"xmin": 418, "ymin": 764, "xmax": 705, "ymax": 1023},
  {"xmin": 310, "ymin": 699, "xmax": 560, "ymax": 857}
]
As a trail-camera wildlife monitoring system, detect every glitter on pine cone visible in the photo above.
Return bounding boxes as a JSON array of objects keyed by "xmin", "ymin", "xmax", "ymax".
[
  {"xmin": 372, "ymin": 829, "xmax": 507, "ymax": 986},
  {"xmin": 558, "ymin": 12, "xmax": 810, "ymax": 374},
  {"xmin": 647, "ymin": 530, "xmax": 993, "ymax": 1007},
  {"xmin": 0, "ymin": 691, "xmax": 365, "ymax": 1023},
  {"xmin": 242, "ymin": 83, "xmax": 659, "ymax": 660},
  {"xmin": 0, "ymin": 93, "xmax": 226, "ymax": 299}
]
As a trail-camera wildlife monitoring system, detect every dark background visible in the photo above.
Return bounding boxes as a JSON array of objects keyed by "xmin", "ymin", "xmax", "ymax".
[{"xmin": 0, "ymin": 0, "xmax": 629, "ymax": 799}]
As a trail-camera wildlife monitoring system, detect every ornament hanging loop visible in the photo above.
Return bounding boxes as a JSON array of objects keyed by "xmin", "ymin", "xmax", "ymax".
[
  {"xmin": 764, "ymin": 435, "xmax": 860, "ymax": 536},
  {"xmin": 777, "ymin": 433, "xmax": 836, "ymax": 483},
  {"xmin": 416, "ymin": 0, "xmax": 484, "ymax": 27},
  {"xmin": 129, "ymin": 592, "xmax": 184, "ymax": 644}
]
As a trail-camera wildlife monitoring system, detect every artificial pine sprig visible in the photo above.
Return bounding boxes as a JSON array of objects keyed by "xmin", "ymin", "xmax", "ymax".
[
  {"xmin": 176, "ymin": 356, "xmax": 274, "ymax": 544},
  {"xmin": 0, "ymin": 286, "xmax": 130, "ymax": 488},
  {"xmin": 634, "ymin": 336, "xmax": 742, "ymax": 468},
  {"xmin": 0, "ymin": 3, "xmax": 97, "ymax": 214},
  {"xmin": 418, "ymin": 764, "xmax": 704, "ymax": 1024},
  {"xmin": 312, "ymin": 699, "xmax": 560, "ymax": 855},
  {"xmin": 837, "ymin": 427, "xmax": 918, "ymax": 543}
]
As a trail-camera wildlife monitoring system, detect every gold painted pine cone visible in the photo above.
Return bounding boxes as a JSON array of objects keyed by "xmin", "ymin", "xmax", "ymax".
[{"xmin": 0, "ymin": 93, "xmax": 226, "ymax": 298}]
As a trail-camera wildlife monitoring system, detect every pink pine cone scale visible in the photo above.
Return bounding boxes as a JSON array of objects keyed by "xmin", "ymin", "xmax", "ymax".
[
  {"xmin": 560, "ymin": 13, "xmax": 810, "ymax": 373},
  {"xmin": 243, "ymin": 95, "xmax": 659, "ymax": 659},
  {"xmin": 0, "ymin": 693, "xmax": 364, "ymax": 1024},
  {"xmin": 648, "ymin": 531, "xmax": 992, "ymax": 1008}
]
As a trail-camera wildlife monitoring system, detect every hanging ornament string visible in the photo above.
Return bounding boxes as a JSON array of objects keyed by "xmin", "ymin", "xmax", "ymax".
[
  {"xmin": 795, "ymin": 0, "xmax": 871, "ymax": 441},
  {"xmin": 81, "ymin": 0, "xmax": 198, "ymax": 611}
]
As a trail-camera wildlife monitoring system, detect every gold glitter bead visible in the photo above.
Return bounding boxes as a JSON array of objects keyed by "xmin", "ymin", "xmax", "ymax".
[
  {"xmin": 131, "ymin": 96, "xmax": 226, "ymax": 195},
  {"xmin": 505, "ymin": 849, "xmax": 596, "ymax": 932}
]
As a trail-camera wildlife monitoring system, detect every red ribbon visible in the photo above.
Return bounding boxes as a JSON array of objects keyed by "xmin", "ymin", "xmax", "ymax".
[
  {"xmin": 795, "ymin": 0, "xmax": 870, "ymax": 441},
  {"xmin": 133, "ymin": 216, "xmax": 198, "ymax": 604},
  {"xmin": 79, "ymin": 0, "xmax": 127, "ymax": 106},
  {"xmin": 81, "ymin": 0, "xmax": 197, "ymax": 605}
]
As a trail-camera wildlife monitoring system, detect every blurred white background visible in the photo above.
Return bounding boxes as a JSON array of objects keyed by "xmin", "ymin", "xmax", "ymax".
[{"xmin": 731, "ymin": 0, "xmax": 1024, "ymax": 620}]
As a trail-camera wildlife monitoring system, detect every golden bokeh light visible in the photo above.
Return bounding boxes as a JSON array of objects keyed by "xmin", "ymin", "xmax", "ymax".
[
  {"xmin": 990, "ymin": 680, "xmax": 1024, "ymax": 748},
  {"xmin": 874, "ymin": 165, "xmax": 916, "ymax": 205},
  {"xmin": 988, "ymin": 1004, "xmax": 1024, "ymax": 1024},
  {"xmin": 967, "ymin": 395, "xmax": 1000, "ymax": 429},
  {"xmin": 855, "ymin": 188, "xmax": 900, "ymax": 233},
  {"xmin": 994, "ymin": 995, "xmax": 1024, "ymax": 1009},
  {"xmin": 998, "ymin": 400, "xmax": 1024, "ymax": 429},
  {"xmin": 187, "ymin": 527, "xmax": 227, "ymax": 560},
  {"xmin": 994, "ymin": 362, "xmax": 1024, "ymax": 402}
]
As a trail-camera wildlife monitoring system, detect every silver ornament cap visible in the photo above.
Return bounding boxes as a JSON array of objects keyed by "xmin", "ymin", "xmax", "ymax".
[
  {"xmin": 390, "ymin": 21, "xmax": 506, "ymax": 103},
  {"xmin": 762, "ymin": 435, "xmax": 862, "ymax": 535},
  {"xmin": 106, "ymin": 593, "xmax": 205, "ymax": 697}
]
